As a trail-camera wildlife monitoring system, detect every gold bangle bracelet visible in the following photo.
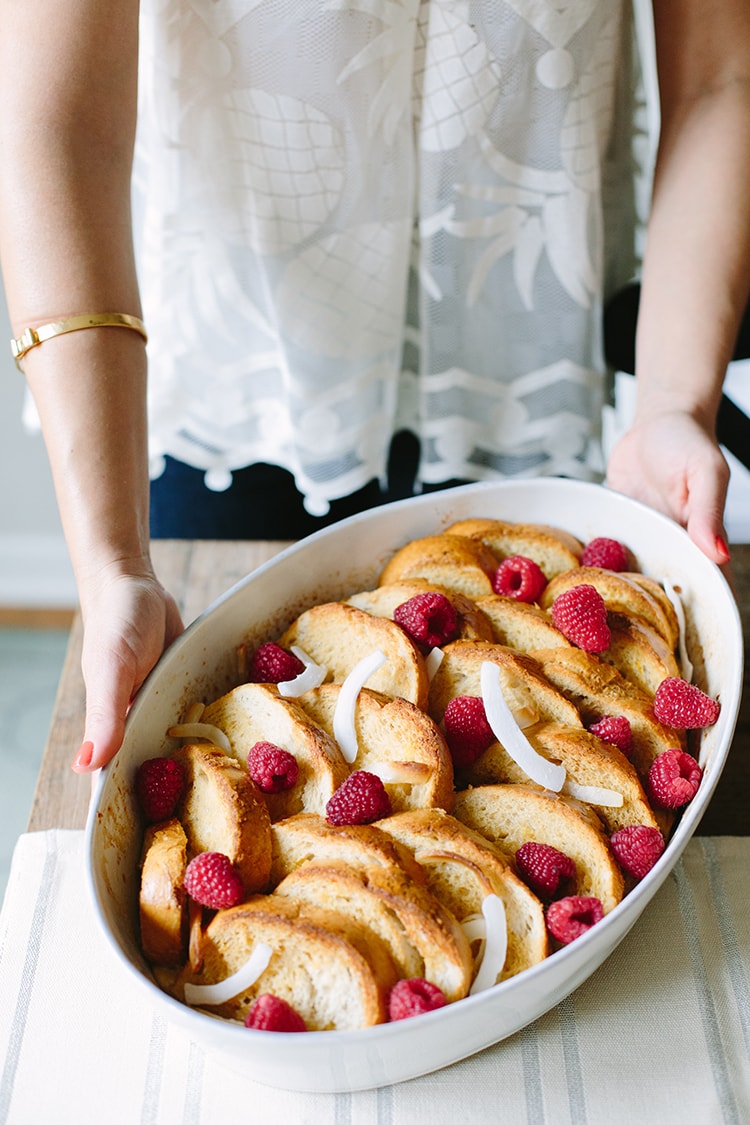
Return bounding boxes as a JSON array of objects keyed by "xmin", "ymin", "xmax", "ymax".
[{"xmin": 10, "ymin": 313, "xmax": 148, "ymax": 371}]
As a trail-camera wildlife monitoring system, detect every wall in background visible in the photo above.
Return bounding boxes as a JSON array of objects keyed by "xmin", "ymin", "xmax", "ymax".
[{"xmin": 0, "ymin": 295, "xmax": 76, "ymax": 608}]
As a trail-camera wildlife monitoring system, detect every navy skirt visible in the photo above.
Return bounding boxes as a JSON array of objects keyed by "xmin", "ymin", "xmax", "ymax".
[{"xmin": 149, "ymin": 431, "xmax": 466, "ymax": 540}]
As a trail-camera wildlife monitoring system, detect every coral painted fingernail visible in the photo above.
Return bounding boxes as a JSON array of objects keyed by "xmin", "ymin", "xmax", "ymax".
[
  {"xmin": 73, "ymin": 741, "xmax": 94, "ymax": 771},
  {"xmin": 715, "ymin": 536, "xmax": 731, "ymax": 562}
]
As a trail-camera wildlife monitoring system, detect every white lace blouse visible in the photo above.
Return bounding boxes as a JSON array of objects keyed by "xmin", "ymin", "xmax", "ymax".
[{"xmin": 133, "ymin": 0, "xmax": 653, "ymax": 515}]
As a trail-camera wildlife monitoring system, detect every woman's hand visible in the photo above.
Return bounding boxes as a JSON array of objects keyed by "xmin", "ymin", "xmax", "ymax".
[
  {"xmin": 71, "ymin": 562, "xmax": 184, "ymax": 773},
  {"xmin": 606, "ymin": 409, "xmax": 731, "ymax": 566}
]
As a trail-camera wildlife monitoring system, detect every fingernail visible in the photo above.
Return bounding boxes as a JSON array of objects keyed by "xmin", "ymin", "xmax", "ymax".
[
  {"xmin": 73, "ymin": 740, "xmax": 95, "ymax": 771},
  {"xmin": 715, "ymin": 535, "xmax": 731, "ymax": 562}
]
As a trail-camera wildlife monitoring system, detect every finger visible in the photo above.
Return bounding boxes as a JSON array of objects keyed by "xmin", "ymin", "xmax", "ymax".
[
  {"xmin": 684, "ymin": 455, "xmax": 731, "ymax": 565},
  {"xmin": 72, "ymin": 654, "xmax": 135, "ymax": 772}
]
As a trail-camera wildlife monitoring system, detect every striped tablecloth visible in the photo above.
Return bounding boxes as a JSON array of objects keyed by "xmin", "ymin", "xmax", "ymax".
[{"xmin": 1, "ymin": 830, "xmax": 748, "ymax": 1125}]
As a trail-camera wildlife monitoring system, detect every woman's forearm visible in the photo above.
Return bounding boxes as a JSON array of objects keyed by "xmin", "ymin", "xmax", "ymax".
[
  {"xmin": 0, "ymin": 0, "xmax": 150, "ymax": 598},
  {"xmin": 636, "ymin": 1, "xmax": 750, "ymax": 425}
]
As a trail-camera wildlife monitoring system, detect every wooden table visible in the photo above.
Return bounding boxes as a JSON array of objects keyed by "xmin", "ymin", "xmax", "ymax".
[{"xmin": 27, "ymin": 539, "xmax": 750, "ymax": 836}]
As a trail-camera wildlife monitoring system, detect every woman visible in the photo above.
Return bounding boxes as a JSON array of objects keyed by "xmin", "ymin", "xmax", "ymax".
[{"xmin": 0, "ymin": 1, "xmax": 747, "ymax": 774}]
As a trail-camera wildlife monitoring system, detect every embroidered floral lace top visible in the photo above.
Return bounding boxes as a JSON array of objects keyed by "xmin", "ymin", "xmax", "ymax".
[{"xmin": 134, "ymin": 0, "xmax": 651, "ymax": 514}]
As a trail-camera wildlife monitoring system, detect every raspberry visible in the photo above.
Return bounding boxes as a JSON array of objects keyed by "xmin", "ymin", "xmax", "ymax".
[
  {"xmin": 647, "ymin": 749, "xmax": 703, "ymax": 809},
  {"xmin": 587, "ymin": 715, "xmax": 633, "ymax": 757},
  {"xmin": 545, "ymin": 896, "xmax": 604, "ymax": 944},
  {"xmin": 184, "ymin": 852, "xmax": 244, "ymax": 909},
  {"xmin": 388, "ymin": 978, "xmax": 447, "ymax": 1021},
  {"xmin": 610, "ymin": 825, "xmax": 665, "ymax": 879},
  {"xmin": 244, "ymin": 994, "xmax": 307, "ymax": 1032},
  {"xmin": 515, "ymin": 842, "xmax": 576, "ymax": 898},
  {"xmin": 393, "ymin": 592, "xmax": 458, "ymax": 647},
  {"xmin": 442, "ymin": 695, "xmax": 495, "ymax": 768},
  {"xmin": 653, "ymin": 677, "xmax": 721, "ymax": 729},
  {"xmin": 492, "ymin": 555, "xmax": 547, "ymax": 602},
  {"xmin": 247, "ymin": 642, "xmax": 305, "ymax": 684},
  {"xmin": 581, "ymin": 537, "xmax": 629, "ymax": 571},
  {"xmin": 551, "ymin": 584, "xmax": 611, "ymax": 653},
  {"xmin": 135, "ymin": 756, "xmax": 185, "ymax": 823},
  {"xmin": 247, "ymin": 741, "xmax": 299, "ymax": 793},
  {"xmin": 325, "ymin": 770, "xmax": 392, "ymax": 826}
]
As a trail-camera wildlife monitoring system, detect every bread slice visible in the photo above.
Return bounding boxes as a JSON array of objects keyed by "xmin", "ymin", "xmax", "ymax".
[
  {"xmin": 274, "ymin": 859, "xmax": 474, "ymax": 1003},
  {"xmin": 427, "ymin": 639, "xmax": 583, "ymax": 730},
  {"xmin": 139, "ymin": 817, "xmax": 188, "ymax": 967},
  {"xmin": 296, "ymin": 683, "xmax": 454, "ymax": 812},
  {"xmin": 540, "ymin": 567, "xmax": 679, "ymax": 650},
  {"xmin": 444, "ymin": 518, "xmax": 583, "ymax": 578},
  {"xmin": 474, "ymin": 594, "xmax": 573, "ymax": 652},
  {"xmin": 269, "ymin": 812, "xmax": 425, "ymax": 888},
  {"xmin": 377, "ymin": 808, "xmax": 549, "ymax": 980},
  {"xmin": 452, "ymin": 783, "xmax": 625, "ymax": 913},
  {"xmin": 277, "ymin": 601, "xmax": 429, "ymax": 710},
  {"xmin": 463, "ymin": 721, "xmax": 661, "ymax": 836},
  {"xmin": 178, "ymin": 894, "xmax": 399, "ymax": 1029},
  {"xmin": 601, "ymin": 612, "xmax": 681, "ymax": 697},
  {"xmin": 172, "ymin": 743, "xmax": 273, "ymax": 894},
  {"xmin": 378, "ymin": 535, "xmax": 498, "ymax": 598},
  {"xmin": 530, "ymin": 647, "xmax": 686, "ymax": 780},
  {"xmin": 347, "ymin": 578, "xmax": 494, "ymax": 642},
  {"xmin": 201, "ymin": 682, "xmax": 349, "ymax": 821}
]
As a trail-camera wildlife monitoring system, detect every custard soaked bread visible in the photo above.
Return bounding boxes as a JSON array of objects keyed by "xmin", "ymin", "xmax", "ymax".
[
  {"xmin": 295, "ymin": 683, "xmax": 454, "ymax": 812},
  {"xmin": 201, "ymin": 682, "xmax": 349, "ymax": 820},
  {"xmin": 347, "ymin": 578, "xmax": 494, "ymax": 641},
  {"xmin": 378, "ymin": 534, "xmax": 498, "ymax": 597},
  {"xmin": 172, "ymin": 743, "xmax": 273, "ymax": 894},
  {"xmin": 452, "ymin": 784, "xmax": 625, "ymax": 913},
  {"xmin": 134, "ymin": 515, "xmax": 720, "ymax": 1032},
  {"xmin": 428, "ymin": 639, "xmax": 583, "ymax": 729},
  {"xmin": 444, "ymin": 518, "xmax": 583, "ymax": 578},
  {"xmin": 463, "ymin": 721, "xmax": 661, "ymax": 836},
  {"xmin": 377, "ymin": 808, "xmax": 549, "ymax": 979},
  {"xmin": 177, "ymin": 894, "xmax": 400, "ymax": 1029},
  {"xmin": 278, "ymin": 601, "xmax": 430, "ymax": 709}
]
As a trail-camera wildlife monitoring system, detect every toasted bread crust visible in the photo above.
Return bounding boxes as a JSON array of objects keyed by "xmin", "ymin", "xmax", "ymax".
[
  {"xmin": 347, "ymin": 578, "xmax": 494, "ymax": 641},
  {"xmin": 180, "ymin": 894, "xmax": 398, "ymax": 1029},
  {"xmin": 378, "ymin": 808, "xmax": 549, "ymax": 979},
  {"xmin": 445, "ymin": 518, "xmax": 583, "ymax": 578},
  {"xmin": 378, "ymin": 535, "xmax": 498, "ymax": 598},
  {"xmin": 297, "ymin": 683, "xmax": 454, "ymax": 812},
  {"xmin": 139, "ymin": 818, "xmax": 188, "ymax": 967},
  {"xmin": 464, "ymin": 721, "xmax": 661, "ymax": 835},
  {"xmin": 540, "ymin": 567, "xmax": 679, "ymax": 649},
  {"xmin": 172, "ymin": 743, "xmax": 273, "ymax": 894},
  {"xmin": 474, "ymin": 594, "xmax": 572, "ymax": 651},
  {"xmin": 428, "ymin": 639, "xmax": 583, "ymax": 730},
  {"xmin": 452, "ymin": 784, "xmax": 625, "ymax": 913},
  {"xmin": 269, "ymin": 812, "xmax": 426, "ymax": 887},
  {"xmin": 278, "ymin": 602, "xmax": 430, "ymax": 709},
  {"xmin": 202, "ymin": 682, "xmax": 349, "ymax": 820},
  {"xmin": 275, "ymin": 859, "xmax": 474, "ymax": 1002}
]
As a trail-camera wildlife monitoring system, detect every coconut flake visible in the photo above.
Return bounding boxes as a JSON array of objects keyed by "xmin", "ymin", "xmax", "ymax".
[
  {"xmin": 461, "ymin": 914, "xmax": 486, "ymax": 944},
  {"xmin": 663, "ymin": 580, "xmax": 694, "ymax": 682},
  {"xmin": 167, "ymin": 723, "xmax": 232, "ymax": 754},
  {"xmin": 183, "ymin": 942, "xmax": 273, "ymax": 1007},
  {"xmin": 469, "ymin": 894, "xmax": 507, "ymax": 995},
  {"xmin": 563, "ymin": 780, "xmax": 624, "ymax": 808},
  {"xmin": 277, "ymin": 645, "xmax": 327, "ymax": 697},
  {"xmin": 367, "ymin": 760, "xmax": 433, "ymax": 785},
  {"xmin": 333, "ymin": 649, "xmax": 387, "ymax": 763},
  {"xmin": 425, "ymin": 647, "xmax": 445, "ymax": 681},
  {"xmin": 480, "ymin": 662, "xmax": 566, "ymax": 792}
]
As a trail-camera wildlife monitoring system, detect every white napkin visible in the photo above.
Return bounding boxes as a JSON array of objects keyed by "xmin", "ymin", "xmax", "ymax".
[{"xmin": 1, "ymin": 831, "xmax": 749, "ymax": 1125}]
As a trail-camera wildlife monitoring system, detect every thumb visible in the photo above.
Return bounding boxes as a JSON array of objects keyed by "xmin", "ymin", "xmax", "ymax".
[
  {"xmin": 72, "ymin": 656, "xmax": 135, "ymax": 773},
  {"xmin": 684, "ymin": 455, "xmax": 731, "ymax": 566}
]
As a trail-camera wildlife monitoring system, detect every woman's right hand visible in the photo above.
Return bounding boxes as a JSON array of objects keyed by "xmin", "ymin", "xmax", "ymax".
[{"xmin": 72, "ymin": 561, "xmax": 184, "ymax": 773}]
